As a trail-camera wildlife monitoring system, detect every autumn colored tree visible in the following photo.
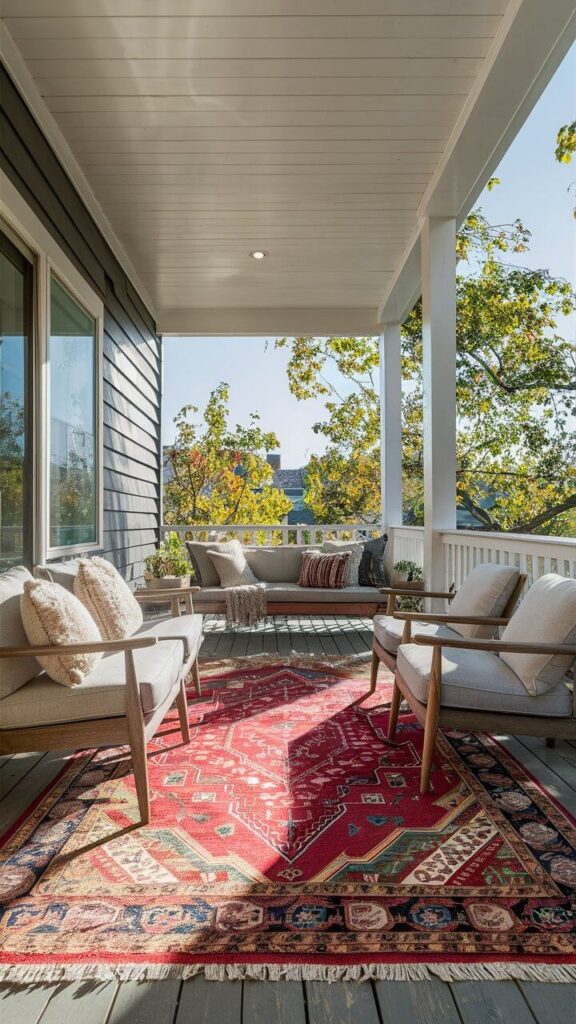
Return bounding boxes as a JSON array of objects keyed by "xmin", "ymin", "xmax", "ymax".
[
  {"xmin": 163, "ymin": 382, "xmax": 292, "ymax": 526},
  {"xmin": 277, "ymin": 201, "xmax": 576, "ymax": 536}
]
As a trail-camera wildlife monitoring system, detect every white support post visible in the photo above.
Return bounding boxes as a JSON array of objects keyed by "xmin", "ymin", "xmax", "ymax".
[
  {"xmin": 379, "ymin": 325, "xmax": 403, "ymax": 534},
  {"xmin": 421, "ymin": 217, "xmax": 457, "ymax": 601}
]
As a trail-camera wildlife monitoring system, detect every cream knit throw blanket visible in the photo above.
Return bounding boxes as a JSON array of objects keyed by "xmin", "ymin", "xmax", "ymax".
[{"xmin": 225, "ymin": 582, "xmax": 267, "ymax": 627}]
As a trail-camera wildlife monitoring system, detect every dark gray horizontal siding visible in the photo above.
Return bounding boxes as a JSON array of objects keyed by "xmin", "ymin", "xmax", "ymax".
[{"xmin": 1, "ymin": 63, "xmax": 161, "ymax": 582}]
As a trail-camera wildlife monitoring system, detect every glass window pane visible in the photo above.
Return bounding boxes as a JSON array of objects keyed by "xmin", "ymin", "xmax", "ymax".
[
  {"xmin": 49, "ymin": 275, "xmax": 97, "ymax": 549},
  {"xmin": 0, "ymin": 235, "xmax": 33, "ymax": 569}
]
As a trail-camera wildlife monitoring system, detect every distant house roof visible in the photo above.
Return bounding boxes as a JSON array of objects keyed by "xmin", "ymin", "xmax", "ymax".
[{"xmin": 272, "ymin": 468, "xmax": 305, "ymax": 489}]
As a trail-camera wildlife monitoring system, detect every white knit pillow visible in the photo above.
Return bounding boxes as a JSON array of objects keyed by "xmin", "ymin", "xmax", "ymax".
[
  {"xmin": 20, "ymin": 579, "xmax": 102, "ymax": 687},
  {"xmin": 74, "ymin": 556, "xmax": 143, "ymax": 641},
  {"xmin": 207, "ymin": 541, "xmax": 259, "ymax": 588}
]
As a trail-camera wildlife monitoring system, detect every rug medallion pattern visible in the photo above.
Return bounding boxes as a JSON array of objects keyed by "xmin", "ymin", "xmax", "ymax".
[{"xmin": 1, "ymin": 665, "xmax": 574, "ymax": 973}]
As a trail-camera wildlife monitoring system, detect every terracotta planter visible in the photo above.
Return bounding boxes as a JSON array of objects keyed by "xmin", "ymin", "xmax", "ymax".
[{"xmin": 145, "ymin": 575, "xmax": 190, "ymax": 589}]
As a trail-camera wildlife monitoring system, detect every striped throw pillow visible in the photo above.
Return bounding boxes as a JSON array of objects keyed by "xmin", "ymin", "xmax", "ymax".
[{"xmin": 298, "ymin": 551, "xmax": 350, "ymax": 590}]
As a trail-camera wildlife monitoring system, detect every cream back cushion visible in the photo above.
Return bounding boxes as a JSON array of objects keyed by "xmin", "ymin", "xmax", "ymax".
[
  {"xmin": 74, "ymin": 557, "xmax": 143, "ymax": 641},
  {"xmin": 500, "ymin": 574, "xmax": 576, "ymax": 695},
  {"xmin": 20, "ymin": 579, "xmax": 102, "ymax": 687},
  {"xmin": 0, "ymin": 566, "xmax": 40, "ymax": 697},
  {"xmin": 207, "ymin": 541, "xmax": 259, "ymax": 588},
  {"xmin": 447, "ymin": 564, "xmax": 520, "ymax": 638}
]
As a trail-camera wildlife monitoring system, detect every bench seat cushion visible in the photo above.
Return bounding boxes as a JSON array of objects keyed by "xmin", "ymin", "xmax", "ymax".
[
  {"xmin": 0, "ymin": 639, "xmax": 183, "ymax": 729},
  {"xmin": 374, "ymin": 615, "xmax": 461, "ymax": 656},
  {"xmin": 135, "ymin": 613, "xmax": 203, "ymax": 664},
  {"xmin": 397, "ymin": 643, "xmax": 572, "ymax": 718},
  {"xmin": 196, "ymin": 582, "xmax": 386, "ymax": 604}
]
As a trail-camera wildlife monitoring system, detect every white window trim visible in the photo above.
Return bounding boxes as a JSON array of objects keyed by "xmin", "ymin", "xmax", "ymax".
[{"xmin": 0, "ymin": 171, "xmax": 104, "ymax": 564}]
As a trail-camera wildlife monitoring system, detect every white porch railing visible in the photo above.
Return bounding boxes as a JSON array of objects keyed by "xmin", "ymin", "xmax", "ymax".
[
  {"xmin": 386, "ymin": 526, "xmax": 576, "ymax": 589},
  {"xmin": 163, "ymin": 522, "xmax": 575, "ymax": 591},
  {"xmin": 162, "ymin": 523, "xmax": 380, "ymax": 546}
]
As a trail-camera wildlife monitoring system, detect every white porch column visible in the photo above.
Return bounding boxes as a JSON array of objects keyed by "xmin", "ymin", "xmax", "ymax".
[
  {"xmin": 421, "ymin": 217, "xmax": 457, "ymax": 598},
  {"xmin": 379, "ymin": 324, "xmax": 403, "ymax": 532}
]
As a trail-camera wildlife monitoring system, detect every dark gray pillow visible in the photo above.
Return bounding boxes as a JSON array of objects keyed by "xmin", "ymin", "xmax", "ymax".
[{"xmin": 358, "ymin": 534, "xmax": 388, "ymax": 587}]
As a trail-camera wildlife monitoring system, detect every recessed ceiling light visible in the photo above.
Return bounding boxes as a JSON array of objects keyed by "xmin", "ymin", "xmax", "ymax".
[{"xmin": 249, "ymin": 250, "xmax": 268, "ymax": 260}]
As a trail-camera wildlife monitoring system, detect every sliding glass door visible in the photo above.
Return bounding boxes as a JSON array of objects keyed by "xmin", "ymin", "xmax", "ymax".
[{"xmin": 0, "ymin": 230, "xmax": 34, "ymax": 568}]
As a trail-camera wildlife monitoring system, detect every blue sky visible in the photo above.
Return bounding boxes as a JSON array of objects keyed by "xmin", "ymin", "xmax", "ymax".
[{"xmin": 162, "ymin": 43, "xmax": 575, "ymax": 467}]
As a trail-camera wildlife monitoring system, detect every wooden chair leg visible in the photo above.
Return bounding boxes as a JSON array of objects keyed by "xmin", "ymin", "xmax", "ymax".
[
  {"xmin": 126, "ymin": 712, "xmax": 150, "ymax": 825},
  {"xmin": 388, "ymin": 682, "xmax": 402, "ymax": 740},
  {"xmin": 191, "ymin": 657, "xmax": 201, "ymax": 696},
  {"xmin": 124, "ymin": 648, "xmax": 151, "ymax": 826},
  {"xmin": 420, "ymin": 647, "xmax": 441, "ymax": 794},
  {"xmin": 176, "ymin": 678, "xmax": 191, "ymax": 743},
  {"xmin": 370, "ymin": 647, "xmax": 380, "ymax": 693}
]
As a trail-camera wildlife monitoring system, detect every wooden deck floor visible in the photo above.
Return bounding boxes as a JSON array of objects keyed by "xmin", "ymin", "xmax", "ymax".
[{"xmin": 1, "ymin": 617, "xmax": 575, "ymax": 1024}]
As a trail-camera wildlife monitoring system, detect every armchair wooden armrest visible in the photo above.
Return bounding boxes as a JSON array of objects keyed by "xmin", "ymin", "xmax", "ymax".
[
  {"xmin": 380, "ymin": 587, "xmax": 454, "ymax": 599},
  {"xmin": 134, "ymin": 586, "xmax": 201, "ymax": 600},
  {"xmin": 0, "ymin": 636, "xmax": 157, "ymax": 659},
  {"xmin": 393, "ymin": 612, "xmax": 508, "ymax": 625},
  {"xmin": 412, "ymin": 634, "xmax": 576, "ymax": 657}
]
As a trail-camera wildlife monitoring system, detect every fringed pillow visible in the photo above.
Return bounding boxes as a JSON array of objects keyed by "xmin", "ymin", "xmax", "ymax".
[
  {"xmin": 20, "ymin": 579, "xmax": 102, "ymax": 687},
  {"xmin": 74, "ymin": 556, "xmax": 143, "ymax": 641},
  {"xmin": 298, "ymin": 551, "xmax": 350, "ymax": 590}
]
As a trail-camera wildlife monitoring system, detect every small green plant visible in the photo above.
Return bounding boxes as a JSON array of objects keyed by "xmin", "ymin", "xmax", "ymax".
[
  {"xmin": 393, "ymin": 559, "xmax": 423, "ymax": 583},
  {"xmin": 144, "ymin": 532, "xmax": 190, "ymax": 579}
]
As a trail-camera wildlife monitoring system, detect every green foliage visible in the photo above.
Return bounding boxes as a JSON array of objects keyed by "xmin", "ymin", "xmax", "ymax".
[
  {"xmin": 163, "ymin": 383, "xmax": 293, "ymax": 526},
  {"xmin": 277, "ymin": 206, "xmax": 576, "ymax": 536},
  {"xmin": 555, "ymin": 121, "xmax": 576, "ymax": 163},
  {"xmin": 144, "ymin": 532, "xmax": 190, "ymax": 579},
  {"xmin": 393, "ymin": 560, "xmax": 423, "ymax": 583}
]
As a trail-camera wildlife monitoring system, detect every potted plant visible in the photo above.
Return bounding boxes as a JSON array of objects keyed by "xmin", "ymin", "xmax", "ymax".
[
  {"xmin": 144, "ymin": 532, "xmax": 191, "ymax": 589},
  {"xmin": 392, "ymin": 559, "xmax": 424, "ymax": 611},
  {"xmin": 392, "ymin": 559, "xmax": 424, "ymax": 587}
]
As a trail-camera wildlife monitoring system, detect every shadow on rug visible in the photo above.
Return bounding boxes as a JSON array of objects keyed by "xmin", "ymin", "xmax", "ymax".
[{"xmin": 1, "ymin": 659, "xmax": 574, "ymax": 983}]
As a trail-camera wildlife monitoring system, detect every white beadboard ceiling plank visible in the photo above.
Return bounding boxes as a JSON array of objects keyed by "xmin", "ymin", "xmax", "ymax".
[
  {"xmin": 27, "ymin": 58, "xmax": 483, "ymax": 79},
  {"xmin": 34, "ymin": 76, "xmax": 475, "ymax": 97},
  {"xmin": 6, "ymin": 14, "xmax": 504, "ymax": 41},
  {"xmin": 16, "ymin": 36, "xmax": 495, "ymax": 61}
]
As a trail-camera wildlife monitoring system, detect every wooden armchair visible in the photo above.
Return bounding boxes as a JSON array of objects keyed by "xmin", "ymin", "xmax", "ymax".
[
  {"xmin": 370, "ymin": 564, "xmax": 526, "ymax": 689},
  {"xmin": 389, "ymin": 573, "xmax": 576, "ymax": 793}
]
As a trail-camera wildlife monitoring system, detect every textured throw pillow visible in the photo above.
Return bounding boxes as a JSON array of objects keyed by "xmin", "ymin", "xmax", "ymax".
[
  {"xmin": 298, "ymin": 551, "xmax": 350, "ymax": 590},
  {"xmin": 358, "ymin": 534, "xmax": 388, "ymax": 587},
  {"xmin": 322, "ymin": 541, "xmax": 363, "ymax": 587},
  {"xmin": 74, "ymin": 556, "xmax": 143, "ymax": 641},
  {"xmin": 207, "ymin": 541, "xmax": 259, "ymax": 588},
  {"xmin": 20, "ymin": 579, "xmax": 102, "ymax": 687},
  {"xmin": 0, "ymin": 566, "xmax": 40, "ymax": 698},
  {"xmin": 500, "ymin": 574, "xmax": 576, "ymax": 695}
]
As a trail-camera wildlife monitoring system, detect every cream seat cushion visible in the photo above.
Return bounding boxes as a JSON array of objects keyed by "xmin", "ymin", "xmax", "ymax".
[
  {"xmin": 373, "ymin": 615, "xmax": 461, "ymax": 656},
  {"xmin": 500, "ymin": 573, "xmax": 576, "ymax": 695},
  {"xmin": 0, "ymin": 638, "xmax": 183, "ymax": 729},
  {"xmin": 206, "ymin": 541, "xmax": 259, "ymax": 588},
  {"xmin": 0, "ymin": 566, "xmax": 40, "ymax": 698},
  {"xmin": 136, "ymin": 613, "xmax": 203, "ymax": 664},
  {"xmin": 195, "ymin": 583, "xmax": 386, "ymax": 604},
  {"xmin": 74, "ymin": 556, "xmax": 143, "ymax": 641},
  {"xmin": 20, "ymin": 579, "xmax": 102, "ymax": 687},
  {"xmin": 446, "ymin": 564, "xmax": 520, "ymax": 638},
  {"xmin": 397, "ymin": 642, "xmax": 571, "ymax": 718}
]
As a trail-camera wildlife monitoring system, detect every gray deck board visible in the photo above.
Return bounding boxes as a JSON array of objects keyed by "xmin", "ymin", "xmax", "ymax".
[
  {"xmin": 305, "ymin": 980, "xmax": 381, "ymax": 1024},
  {"xmin": 450, "ymin": 981, "xmax": 538, "ymax": 1024},
  {"xmin": 518, "ymin": 982, "xmax": 576, "ymax": 1024},
  {"xmin": 176, "ymin": 976, "xmax": 242, "ymax": 1024},
  {"xmin": 0, "ymin": 618, "xmax": 572, "ymax": 1024},
  {"xmin": 375, "ymin": 978, "xmax": 462, "ymax": 1024},
  {"xmin": 242, "ymin": 980, "xmax": 307, "ymax": 1024},
  {"xmin": 108, "ymin": 980, "xmax": 181, "ymax": 1024}
]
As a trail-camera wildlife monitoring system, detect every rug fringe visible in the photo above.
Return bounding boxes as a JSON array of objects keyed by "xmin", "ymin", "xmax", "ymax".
[{"xmin": 2, "ymin": 961, "xmax": 575, "ymax": 985}]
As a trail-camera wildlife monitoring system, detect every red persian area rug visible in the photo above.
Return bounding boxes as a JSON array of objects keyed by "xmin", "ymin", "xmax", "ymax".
[{"xmin": 1, "ymin": 661, "xmax": 575, "ymax": 983}]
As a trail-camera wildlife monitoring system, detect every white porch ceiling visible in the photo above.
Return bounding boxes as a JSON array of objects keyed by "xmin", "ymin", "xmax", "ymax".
[{"xmin": 1, "ymin": 1, "xmax": 574, "ymax": 334}]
